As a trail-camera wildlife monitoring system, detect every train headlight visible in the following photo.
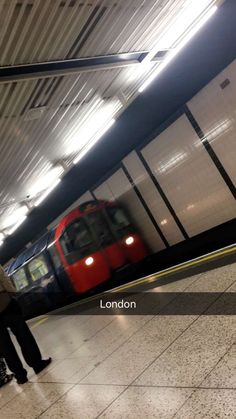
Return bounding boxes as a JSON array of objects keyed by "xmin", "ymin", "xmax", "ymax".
[
  {"xmin": 125, "ymin": 236, "xmax": 134, "ymax": 246},
  {"xmin": 85, "ymin": 257, "xmax": 94, "ymax": 266}
]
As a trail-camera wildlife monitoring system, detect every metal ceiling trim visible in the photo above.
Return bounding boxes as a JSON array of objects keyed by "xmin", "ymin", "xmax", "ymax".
[{"xmin": 0, "ymin": 51, "xmax": 148, "ymax": 83}]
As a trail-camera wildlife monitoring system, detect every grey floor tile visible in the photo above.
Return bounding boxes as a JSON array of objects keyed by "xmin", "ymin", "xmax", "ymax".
[
  {"xmin": 136, "ymin": 316, "xmax": 235, "ymax": 387},
  {"xmin": 40, "ymin": 384, "xmax": 126, "ymax": 419},
  {"xmin": 99, "ymin": 386, "xmax": 193, "ymax": 419},
  {"xmin": 205, "ymin": 278, "xmax": 236, "ymax": 315},
  {"xmin": 70, "ymin": 314, "xmax": 153, "ymax": 360},
  {"xmin": 0, "ymin": 380, "xmax": 24, "ymax": 408},
  {"xmin": 0, "ymin": 382, "xmax": 73, "ymax": 419},
  {"xmin": 30, "ymin": 315, "xmax": 115, "ymax": 359},
  {"xmin": 36, "ymin": 357, "xmax": 95, "ymax": 383},
  {"xmin": 202, "ymin": 344, "xmax": 236, "ymax": 389},
  {"xmin": 182, "ymin": 264, "xmax": 236, "ymax": 293},
  {"xmin": 81, "ymin": 315, "xmax": 195, "ymax": 385},
  {"xmin": 175, "ymin": 389, "xmax": 236, "ymax": 418}
]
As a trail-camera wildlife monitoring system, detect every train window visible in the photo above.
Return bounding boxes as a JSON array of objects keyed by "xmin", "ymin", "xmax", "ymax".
[
  {"xmin": 28, "ymin": 255, "xmax": 49, "ymax": 281},
  {"xmin": 86, "ymin": 211, "xmax": 113, "ymax": 246},
  {"xmin": 107, "ymin": 207, "xmax": 131, "ymax": 230},
  {"xmin": 12, "ymin": 268, "xmax": 29, "ymax": 291},
  {"xmin": 60, "ymin": 219, "xmax": 96, "ymax": 263}
]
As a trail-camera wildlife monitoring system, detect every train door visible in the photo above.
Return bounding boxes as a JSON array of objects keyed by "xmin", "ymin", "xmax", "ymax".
[{"xmin": 85, "ymin": 210, "xmax": 127, "ymax": 270}]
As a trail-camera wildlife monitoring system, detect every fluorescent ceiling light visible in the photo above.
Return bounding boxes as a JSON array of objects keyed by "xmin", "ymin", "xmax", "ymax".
[
  {"xmin": 64, "ymin": 97, "xmax": 104, "ymax": 150},
  {"xmin": 139, "ymin": 5, "xmax": 217, "ymax": 93},
  {"xmin": 0, "ymin": 233, "xmax": 4, "ymax": 241},
  {"xmin": 34, "ymin": 179, "xmax": 61, "ymax": 207},
  {"xmin": 29, "ymin": 166, "xmax": 62, "ymax": 198},
  {"xmin": 0, "ymin": 240, "xmax": 4, "ymax": 247},
  {"xmin": 73, "ymin": 118, "xmax": 115, "ymax": 164},
  {"xmin": 8, "ymin": 215, "xmax": 27, "ymax": 235},
  {"xmin": 3, "ymin": 205, "xmax": 29, "ymax": 229},
  {"xmin": 143, "ymin": 0, "xmax": 215, "ymax": 64},
  {"xmin": 68, "ymin": 100, "xmax": 119, "ymax": 155}
]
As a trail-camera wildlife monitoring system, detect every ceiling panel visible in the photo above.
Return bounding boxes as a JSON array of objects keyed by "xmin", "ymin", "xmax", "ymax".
[{"xmin": 0, "ymin": 0, "xmax": 219, "ymax": 236}]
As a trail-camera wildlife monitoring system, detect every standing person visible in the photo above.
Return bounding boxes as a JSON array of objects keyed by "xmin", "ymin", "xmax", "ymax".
[
  {"xmin": 0, "ymin": 265, "xmax": 52, "ymax": 384},
  {"xmin": 0, "ymin": 357, "xmax": 14, "ymax": 387}
]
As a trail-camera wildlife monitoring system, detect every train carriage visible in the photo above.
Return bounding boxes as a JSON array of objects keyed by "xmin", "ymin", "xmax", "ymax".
[{"xmin": 7, "ymin": 200, "xmax": 148, "ymax": 316}]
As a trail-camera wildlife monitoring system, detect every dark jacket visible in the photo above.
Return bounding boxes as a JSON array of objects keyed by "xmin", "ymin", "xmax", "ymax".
[{"xmin": 0, "ymin": 265, "xmax": 16, "ymax": 312}]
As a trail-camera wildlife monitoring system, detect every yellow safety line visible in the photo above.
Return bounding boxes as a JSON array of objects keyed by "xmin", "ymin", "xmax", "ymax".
[
  {"xmin": 114, "ymin": 245, "xmax": 236, "ymax": 293},
  {"xmin": 59, "ymin": 244, "xmax": 236, "ymax": 308},
  {"xmin": 31, "ymin": 316, "xmax": 49, "ymax": 329}
]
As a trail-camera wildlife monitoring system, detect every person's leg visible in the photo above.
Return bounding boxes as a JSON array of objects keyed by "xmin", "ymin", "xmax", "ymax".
[
  {"xmin": 4, "ymin": 300, "xmax": 51, "ymax": 373},
  {"xmin": 0, "ymin": 321, "xmax": 27, "ymax": 382},
  {"xmin": 4, "ymin": 302, "xmax": 42, "ymax": 368},
  {"xmin": 0, "ymin": 357, "xmax": 6, "ymax": 379},
  {"xmin": 0, "ymin": 357, "xmax": 14, "ymax": 387}
]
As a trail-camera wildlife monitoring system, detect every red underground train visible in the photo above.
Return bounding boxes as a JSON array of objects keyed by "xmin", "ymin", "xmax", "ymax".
[
  {"xmin": 54, "ymin": 200, "xmax": 148, "ymax": 293},
  {"xmin": 8, "ymin": 199, "xmax": 148, "ymax": 316}
]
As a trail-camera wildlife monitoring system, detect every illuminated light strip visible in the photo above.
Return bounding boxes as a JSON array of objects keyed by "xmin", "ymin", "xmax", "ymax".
[
  {"xmin": 143, "ymin": 1, "xmax": 215, "ymax": 64},
  {"xmin": 3, "ymin": 205, "xmax": 29, "ymax": 230},
  {"xmin": 114, "ymin": 243, "xmax": 236, "ymax": 292},
  {"xmin": 34, "ymin": 178, "xmax": 61, "ymax": 207},
  {"xmin": 73, "ymin": 118, "xmax": 116, "ymax": 164},
  {"xmin": 8, "ymin": 215, "xmax": 28, "ymax": 235},
  {"xmin": 138, "ymin": 5, "xmax": 218, "ymax": 93},
  {"xmin": 64, "ymin": 97, "xmax": 104, "ymax": 147}
]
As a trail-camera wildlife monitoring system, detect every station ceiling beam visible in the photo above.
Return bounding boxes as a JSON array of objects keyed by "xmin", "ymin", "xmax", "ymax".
[{"xmin": 0, "ymin": 51, "xmax": 152, "ymax": 83}]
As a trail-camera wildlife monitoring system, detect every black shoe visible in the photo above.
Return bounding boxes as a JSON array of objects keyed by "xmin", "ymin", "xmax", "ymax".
[
  {"xmin": 0, "ymin": 374, "xmax": 14, "ymax": 387},
  {"xmin": 33, "ymin": 357, "xmax": 52, "ymax": 374},
  {"xmin": 16, "ymin": 375, "xmax": 28, "ymax": 385},
  {"xmin": 15, "ymin": 368, "xmax": 28, "ymax": 385}
]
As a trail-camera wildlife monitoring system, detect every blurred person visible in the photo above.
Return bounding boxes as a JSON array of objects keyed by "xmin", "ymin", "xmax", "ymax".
[{"xmin": 0, "ymin": 265, "xmax": 52, "ymax": 384}]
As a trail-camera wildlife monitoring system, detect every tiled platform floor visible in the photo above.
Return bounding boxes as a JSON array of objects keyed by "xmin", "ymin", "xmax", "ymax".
[{"xmin": 0, "ymin": 261, "xmax": 235, "ymax": 418}]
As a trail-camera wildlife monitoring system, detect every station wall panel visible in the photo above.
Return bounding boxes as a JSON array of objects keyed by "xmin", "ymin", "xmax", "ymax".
[
  {"xmin": 94, "ymin": 168, "xmax": 166, "ymax": 253},
  {"xmin": 141, "ymin": 115, "xmax": 236, "ymax": 237},
  {"xmin": 93, "ymin": 182, "xmax": 114, "ymax": 201},
  {"xmin": 47, "ymin": 191, "xmax": 93, "ymax": 229},
  {"xmin": 187, "ymin": 59, "xmax": 236, "ymax": 187},
  {"xmin": 123, "ymin": 151, "xmax": 184, "ymax": 246},
  {"xmin": 77, "ymin": 191, "xmax": 94, "ymax": 205}
]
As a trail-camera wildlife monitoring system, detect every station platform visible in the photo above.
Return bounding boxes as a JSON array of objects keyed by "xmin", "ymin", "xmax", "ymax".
[{"xmin": 0, "ymin": 246, "xmax": 235, "ymax": 418}]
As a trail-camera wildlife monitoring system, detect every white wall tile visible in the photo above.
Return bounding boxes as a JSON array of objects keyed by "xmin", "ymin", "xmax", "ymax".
[
  {"xmin": 77, "ymin": 191, "xmax": 94, "ymax": 205},
  {"xmin": 142, "ymin": 115, "xmax": 236, "ymax": 237},
  {"xmin": 123, "ymin": 151, "xmax": 184, "ymax": 245},
  {"xmin": 188, "ymin": 59, "xmax": 236, "ymax": 187},
  {"xmin": 94, "ymin": 181, "xmax": 116, "ymax": 201}
]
